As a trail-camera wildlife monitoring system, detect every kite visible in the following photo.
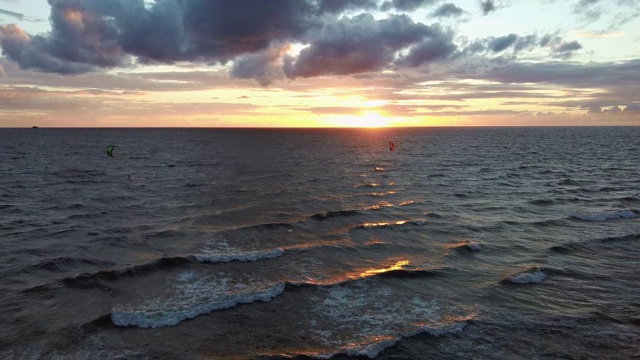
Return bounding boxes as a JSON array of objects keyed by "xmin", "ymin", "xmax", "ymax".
[{"xmin": 106, "ymin": 145, "xmax": 116, "ymax": 158}]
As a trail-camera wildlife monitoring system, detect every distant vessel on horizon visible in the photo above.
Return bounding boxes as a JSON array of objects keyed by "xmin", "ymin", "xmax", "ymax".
[{"xmin": 32, "ymin": 126, "xmax": 39, "ymax": 128}]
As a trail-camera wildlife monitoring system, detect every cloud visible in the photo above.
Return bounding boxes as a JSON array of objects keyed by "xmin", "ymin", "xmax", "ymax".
[
  {"xmin": 0, "ymin": 0, "xmax": 613, "ymax": 90},
  {"xmin": 180, "ymin": 0, "xmax": 315, "ymax": 60},
  {"xmin": 0, "ymin": 0, "xmax": 318, "ymax": 73},
  {"xmin": 285, "ymin": 13, "xmax": 432, "ymax": 78},
  {"xmin": 317, "ymin": 0, "xmax": 378, "ymax": 14},
  {"xmin": 395, "ymin": 25, "xmax": 457, "ymax": 67},
  {"xmin": 469, "ymin": 59, "xmax": 640, "ymax": 89},
  {"xmin": 0, "ymin": 24, "xmax": 95, "ymax": 74},
  {"xmin": 0, "ymin": 7, "xmax": 24, "ymax": 20},
  {"xmin": 622, "ymin": 104, "xmax": 640, "ymax": 114},
  {"xmin": 586, "ymin": 105, "xmax": 602, "ymax": 114},
  {"xmin": 584, "ymin": 104, "xmax": 640, "ymax": 116},
  {"xmin": 514, "ymin": 34, "xmax": 539, "ymax": 52},
  {"xmin": 431, "ymin": 3, "xmax": 465, "ymax": 17},
  {"xmin": 551, "ymin": 40, "xmax": 582, "ymax": 59},
  {"xmin": 574, "ymin": 0, "xmax": 602, "ymax": 21},
  {"xmin": 457, "ymin": 33, "xmax": 566, "ymax": 57},
  {"xmin": 480, "ymin": 0, "xmax": 496, "ymax": 15},
  {"xmin": 231, "ymin": 43, "xmax": 291, "ymax": 86},
  {"xmin": 380, "ymin": 0, "xmax": 440, "ymax": 12},
  {"xmin": 488, "ymin": 34, "xmax": 518, "ymax": 52}
]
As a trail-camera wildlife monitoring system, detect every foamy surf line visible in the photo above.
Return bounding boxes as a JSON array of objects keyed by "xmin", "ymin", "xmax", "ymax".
[
  {"xmin": 570, "ymin": 210, "xmax": 637, "ymax": 222},
  {"xmin": 309, "ymin": 322, "xmax": 468, "ymax": 359},
  {"xmin": 111, "ymin": 271, "xmax": 285, "ymax": 328},
  {"xmin": 289, "ymin": 279, "xmax": 472, "ymax": 359}
]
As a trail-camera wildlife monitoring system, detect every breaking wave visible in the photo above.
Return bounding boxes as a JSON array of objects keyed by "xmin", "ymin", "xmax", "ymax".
[
  {"xmin": 111, "ymin": 271, "xmax": 285, "ymax": 328},
  {"xmin": 570, "ymin": 210, "xmax": 637, "ymax": 222},
  {"xmin": 503, "ymin": 267, "xmax": 547, "ymax": 284}
]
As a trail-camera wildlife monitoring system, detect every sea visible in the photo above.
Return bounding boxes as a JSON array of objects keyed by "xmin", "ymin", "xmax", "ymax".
[{"xmin": 1, "ymin": 127, "xmax": 639, "ymax": 359}]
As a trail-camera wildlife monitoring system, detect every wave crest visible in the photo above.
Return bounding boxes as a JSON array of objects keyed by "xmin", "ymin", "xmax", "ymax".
[
  {"xmin": 570, "ymin": 210, "xmax": 637, "ymax": 222},
  {"xmin": 111, "ymin": 271, "xmax": 285, "ymax": 328},
  {"xmin": 504, "ymin": 267, "xmax": 546, "ymax": 284}
]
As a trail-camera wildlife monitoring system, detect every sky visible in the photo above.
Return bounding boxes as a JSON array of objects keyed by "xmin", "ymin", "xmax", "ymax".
[{"xmin": 0, "ymin": 0, "xmax": 639, "ymax": 127}]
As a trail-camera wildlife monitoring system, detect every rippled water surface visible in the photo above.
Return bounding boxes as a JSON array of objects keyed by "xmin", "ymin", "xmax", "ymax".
[{"xmin": 1, "ymin": 127, "xmax": 639, "ymax": 359}]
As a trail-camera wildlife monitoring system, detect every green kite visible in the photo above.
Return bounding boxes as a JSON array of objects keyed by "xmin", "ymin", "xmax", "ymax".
[{"xmin": 106, "ymin": 145, "xmax": 115, "ymax": 158}]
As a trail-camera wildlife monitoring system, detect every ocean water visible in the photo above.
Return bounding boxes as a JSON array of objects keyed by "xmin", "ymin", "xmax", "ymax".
[{"xmin": 1, "ymin": 127, "xmax": 639, "ymax": 359}]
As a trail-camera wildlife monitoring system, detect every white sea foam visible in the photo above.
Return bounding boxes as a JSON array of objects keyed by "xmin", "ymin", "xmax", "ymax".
[
  {"xmin": 111, "ymin": 271, "xmax": 285, "ymax": 328},
  {"xmin": 343, "ymin": 338, "xmax": 401, "ymax": 358},
  {"xmin": 508, "ymin": 269, "xmax": 546, "ymax": 284},
  {"xmin": 571, "ymin": 210, "xmax": 636, "ymax": 222},
  {"xmin": 190, "ymin": 248, "xmax": 284, "ymax": 263},
  {"xmin": 307, "ymin": 281, "xmax": 472, "ymax": 359},
  {"xmin": 190, "ymin": 240, "xmax": 284, "ymax": 263},
  {"xmin": 337, "ymin": 322, "xmax": 468, "ymax": 359},
  {"xmin": 467, "ymin": 241, "xmax": 481, "ymax": 251}
]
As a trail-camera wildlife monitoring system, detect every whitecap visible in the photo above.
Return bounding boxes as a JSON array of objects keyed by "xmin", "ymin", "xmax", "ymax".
[
  {"xmin": 306, "ymin": 281, "xmax": 472, "ymax": 358},
  {"xmin": 111, "ymin": 271, "xmax": 285, "ymax": 328},
  {"xmin": 466, "ymin": 241, "xmax": 481, "ymax": 251},
  {"xmin": 571, "ymin": 210, "xmax": 636, "ymax": 222},
  {"xmin": 189, "ymin": 239, "xmax": 284, "ymax": 263},
  {"xmin": 507, "ymin": 269, "xmax": 546, "ymax": 284}
]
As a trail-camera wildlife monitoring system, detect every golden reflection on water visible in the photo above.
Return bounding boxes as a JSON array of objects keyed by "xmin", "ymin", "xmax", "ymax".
[
  {"xmin": 360, "ymin": 260, "xmax": 410, "ymax": 277},
  {"xmin": 361, "ymin": 220, "xmax": 409, "ymax": 227}
]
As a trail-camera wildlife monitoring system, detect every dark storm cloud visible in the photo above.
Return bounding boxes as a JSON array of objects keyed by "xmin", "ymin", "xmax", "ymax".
[
  {"xmin": 285, "ymin": 14, "xmax": 433, "ymax": 78},
  {"xmin": 231, "ymin": 44, "xmax": 290, "ymax": 87},
  {"xmin": 380, "ymin": 0, "xmax": 440, "ymax": 12},
  {"xmin": 0, "ymin": 8, "xmax": 24, "ymax": 20},
  {"xmin": 4, "ymin": 0, "xmax": 444, "ymax": 79},
  {"xmin": 44, "ymin": 1, "xmax": 123, "ymax": 68},
  {"xmin": 0, "ymin": 24, "xmax": 95, "ymax": 74},
  {"xmin": 180, "ymin": 0, "xmax": 315, "ymax": 60},
  {"xmin": 0, "ymin": 0, "xmax": 319, "ymax": 74},
  {"xmin": 0, "ymin": 0, "xmax": 597, "ymax": 88},
  {"xmin": 480, "ymin": 0, "xmax": 496, "ymax": 15},
  {"xmin": 431, "ymin": 3, "xmax": 465, "ymax": 17}
]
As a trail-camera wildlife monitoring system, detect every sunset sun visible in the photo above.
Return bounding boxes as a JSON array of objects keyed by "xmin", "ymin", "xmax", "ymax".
[{"xmin": 334, "ymin": 111, "xmax": 390, "ymax": 128}]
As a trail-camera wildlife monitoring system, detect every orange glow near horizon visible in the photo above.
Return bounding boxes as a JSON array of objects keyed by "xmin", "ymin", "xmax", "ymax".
[
  {"xmin": 326, "ymin": 111, "xmax": 391, "ymax": 128},
  {"xmin": 3, "ymin": 78, "xmax": 629, "ymax": 127}
]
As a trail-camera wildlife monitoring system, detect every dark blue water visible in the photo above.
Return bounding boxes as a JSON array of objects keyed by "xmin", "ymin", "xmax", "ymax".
[{"xmin": 1, "ymin": 127, "xmax": 639, "ymax": 359}]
